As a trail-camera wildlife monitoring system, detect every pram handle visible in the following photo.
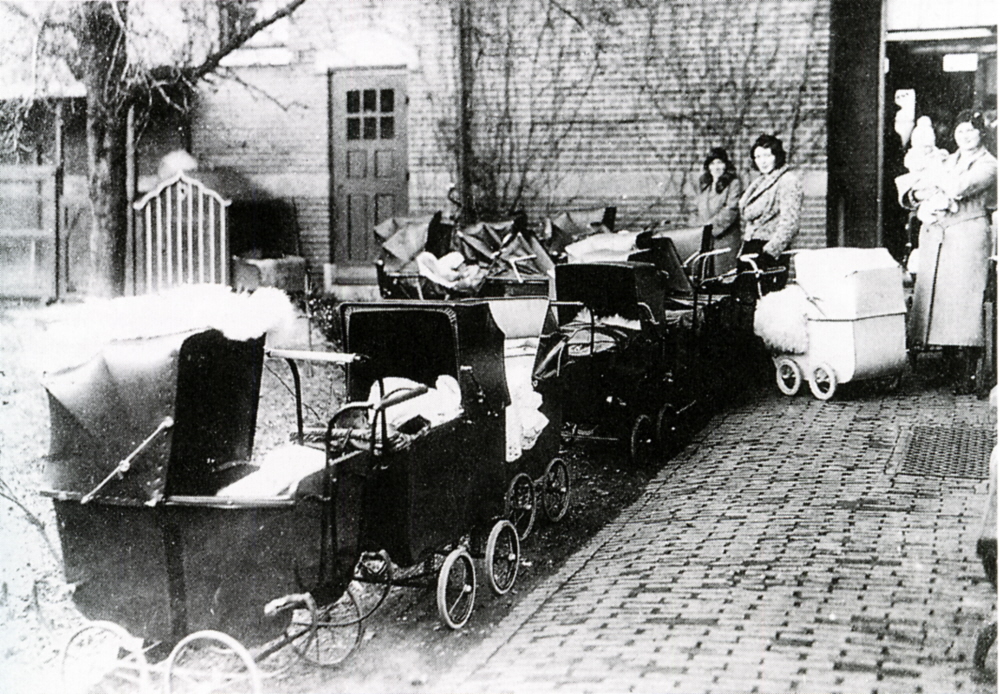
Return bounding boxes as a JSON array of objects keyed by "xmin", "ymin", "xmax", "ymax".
[
  {"xmin": 80, "ymin": 417, "xmax": 174, "ymax": 504},
  {"xmin": 372, "ymin": 385, "xmax": 431, "ymax": 412},
  {"xmin": 266, "ymin": 348, "xmax": 362, "ymax": 364}
]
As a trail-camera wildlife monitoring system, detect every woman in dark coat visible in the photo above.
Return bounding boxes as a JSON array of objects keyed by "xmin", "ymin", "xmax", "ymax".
[
  {"xmin": 738, "ymin": 134, "xmax": 803, "ymax": 272},
  {"xmin": 689, "ymin": 147, "xmax": 743, "ymax": 275},
  {"xmin": 902, "ymin": 110, "xmax": 998, "ymax": 394}
]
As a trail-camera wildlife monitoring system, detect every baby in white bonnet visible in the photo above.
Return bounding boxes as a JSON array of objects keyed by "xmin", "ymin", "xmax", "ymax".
[
  {"xmin": 904, "ymin": 116, "xmax": 948, "ymax": 173},
  {"xmin": 896, "ymin": 116, "xmax": 953, "ymax": 222}
]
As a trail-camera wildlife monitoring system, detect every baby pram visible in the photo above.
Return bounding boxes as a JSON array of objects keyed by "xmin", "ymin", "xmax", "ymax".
[
  {"xmin": 42, "ymin": 328, "xmax": 370, "ymax": 692},
  {"xmin": 754, "ymin": 247, "xmax": 908, "ymax": 400},
  {"xmin": 337, "ymin": 298, "xmax": 562, "ymax": 615},
  {"xmin": 375, "ymin": 213, "xmax": 553, "ymax": 300}
]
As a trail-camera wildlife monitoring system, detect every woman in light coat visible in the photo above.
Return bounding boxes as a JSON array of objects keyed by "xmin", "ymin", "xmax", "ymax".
[
  {"xmin": 903, "ymin": 110, "xmax": 998, "ymax": 394},
  {"xmin": 689, "ymin": 147, "xmax": 743, "ymax": 275},
  {"xmin": 738, "ymin": 134, "xmax": 804, "ymax": 272}
]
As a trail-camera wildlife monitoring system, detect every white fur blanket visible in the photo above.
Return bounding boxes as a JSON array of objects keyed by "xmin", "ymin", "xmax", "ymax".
[
  {"xmin": 753, "ymin": 285, "xmax": 811, "ymax": 354},
  {"xmin": 40, "ymin": 285, "xmax": 298, "ymax": 373}
]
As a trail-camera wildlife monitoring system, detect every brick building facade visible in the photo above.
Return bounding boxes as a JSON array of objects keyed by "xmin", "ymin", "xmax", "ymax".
[{"xmin": 190, "ymin": 0, "xmax": 833, "ymax": 290}]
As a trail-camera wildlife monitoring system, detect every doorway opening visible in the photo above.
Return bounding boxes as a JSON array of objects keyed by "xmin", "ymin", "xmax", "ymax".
[{"xmin": 882, "ymin": 33, "xmax": 997, "ymax": 260}]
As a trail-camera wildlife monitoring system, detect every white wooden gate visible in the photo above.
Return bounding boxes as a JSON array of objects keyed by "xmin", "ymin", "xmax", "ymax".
[{"xmin": 132, "ymin": 171, "xmax": 232, "ymax": 293}]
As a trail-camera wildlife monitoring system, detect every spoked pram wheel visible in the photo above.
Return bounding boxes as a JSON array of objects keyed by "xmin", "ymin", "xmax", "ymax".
[
  {"xmin": 165, "ymin": 630, "xmax": 262, "ymax": 694},
  {"xmin": 288, "ymin": 588, "xmax": 364, "ymax": 668},
  {"xmin": 808, "ymin": 362, "xmax": 838, "ymax": 400},
  {"xmin": 436, "ymin": 547, "xmax": 477, "ymax": 629},
  {"xmin": 540, "ymin": 457, "xmax": 571, "ymax": 523},
  {"xmin": 774, "ymin": 357, "xmax": 803, "ymax": 396},
  {"xmin": 61, "ymin": 620, "xmax": 150, "ymax": 694},
  {"xmin": 484, "ymin": 519, "xmax": 520, "ymax": 595},
  {"xmin": 504, "ymin": 473, "xmax": 537, "ymax": 540}
]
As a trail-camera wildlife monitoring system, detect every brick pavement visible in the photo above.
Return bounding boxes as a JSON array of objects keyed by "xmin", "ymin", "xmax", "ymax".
[{"xmin": 440, "ymin": 380, "xmax": 998, "ymax": 694}]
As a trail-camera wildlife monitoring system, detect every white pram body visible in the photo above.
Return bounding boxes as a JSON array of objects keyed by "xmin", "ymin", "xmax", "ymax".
[{"xmin": 754, "ymin": 248, "xmax": 908, "ymax": 399}]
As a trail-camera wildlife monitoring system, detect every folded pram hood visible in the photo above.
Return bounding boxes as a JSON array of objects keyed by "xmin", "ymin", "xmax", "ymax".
[{"xmin": 43, "ymin": 329, "xmax": 264, "ymax": 505}]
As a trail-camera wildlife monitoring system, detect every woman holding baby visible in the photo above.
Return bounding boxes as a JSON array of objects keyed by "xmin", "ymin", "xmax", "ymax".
[{"xmin": 902, "ymin": 110, "xmax": 997, "ymax": 394}]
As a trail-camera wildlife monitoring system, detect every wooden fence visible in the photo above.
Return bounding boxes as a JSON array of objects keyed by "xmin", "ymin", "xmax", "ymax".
[{"xmin": 0, "ymin": 165, "xmax": 58, "ymax": 300}]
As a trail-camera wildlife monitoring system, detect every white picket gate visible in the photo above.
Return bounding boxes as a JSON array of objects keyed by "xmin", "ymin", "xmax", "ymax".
[{"xmin": 132, "ymin": 172, "xmax": 232, "ymax": 293}]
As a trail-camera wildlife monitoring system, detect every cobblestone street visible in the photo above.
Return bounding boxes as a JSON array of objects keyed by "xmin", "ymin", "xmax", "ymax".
[{"xmin": 441, "ymin": 379, "xmax": 998, "ymax": 694}]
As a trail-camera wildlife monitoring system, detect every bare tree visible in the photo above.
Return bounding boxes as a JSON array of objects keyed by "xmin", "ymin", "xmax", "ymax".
[
  {"xmin": 1, "ymin": 0, "xmax": 309, "ymax": 296},
  {"xmin": 635, "ymin": 0, "xmax": 826, "ymax": 175},
  {"xmin": 455, "ymin": 0, "xmax": 607, "ymax": 221},
  {"xmin": 450, "ymin": 0, "xmax": 826, "ymax": 226}
]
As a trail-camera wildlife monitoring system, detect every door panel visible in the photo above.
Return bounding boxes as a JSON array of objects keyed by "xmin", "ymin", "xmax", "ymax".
[{"xmin": 331, "ymin": 70, "xmax": 408, "ymax": 265}]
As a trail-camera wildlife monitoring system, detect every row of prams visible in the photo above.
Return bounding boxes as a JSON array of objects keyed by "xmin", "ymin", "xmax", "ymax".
[{"xmin": 42, "ymin": 241, "xmax": 767, "ymax": 693}]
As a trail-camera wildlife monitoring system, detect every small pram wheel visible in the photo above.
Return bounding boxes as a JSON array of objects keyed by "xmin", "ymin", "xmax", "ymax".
[
  {"xmin": 505, "ymin": 473, "xmax": 537, "ymax": 540},
  {"xmin": 61, "ymin": 620, "xmax": 150, "ymax": 694},
  {"xmin": 541, "ymin": 457, "xmax": 571, "ymax": 523},
  {"xmin": 166, "ymin": 630, "xmax": 262, "ymax": 694},
  {"xmin": 437, "ymin": 547, "xmax": 477, "ymax": 629},
  {"xmin": 774, "ymin": 357, "xmax": 802, "ymax": 396},
  {"xmin": 485, "ymin": 520, "xmax": 520, "ymax": 595},
  {"xmin": 629, "ymin": 414, "xmax": 657, "ymax": 467},
  {"xmin": 808, "ymin": 363, "xmax": 837, "ymax": 400}
]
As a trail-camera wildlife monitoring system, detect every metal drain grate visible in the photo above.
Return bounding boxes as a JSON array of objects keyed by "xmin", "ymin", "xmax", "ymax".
[{"xmin": 900, "ymin": 426, "xmax": 995, "ymax": 479}]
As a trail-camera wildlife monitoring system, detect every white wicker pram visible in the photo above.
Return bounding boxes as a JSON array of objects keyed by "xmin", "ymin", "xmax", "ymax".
[{"xmin": 754, "ymin": 248, "xmax": 908, "ymax": 400}]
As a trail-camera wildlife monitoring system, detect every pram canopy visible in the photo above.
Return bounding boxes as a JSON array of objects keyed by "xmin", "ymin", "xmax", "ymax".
[
  {"xmin": 555, "ymin": 261, "xmax": 666, "ymax": 323},
  {"xmin": 42, "ymin": 329, "xmax": 265, "ymax": 505},
  {"xmin": 341, "ymin": 301, "xmax": 511, "ymax": 414}
]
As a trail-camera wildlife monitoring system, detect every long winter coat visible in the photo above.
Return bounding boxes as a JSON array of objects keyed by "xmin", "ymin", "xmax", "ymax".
[
  {"xmin": 907, "ymin": 146, "xmax": 998, "ymax": 348},
  {"xmin": 689, "ymin": 175, "xmax": 743, "ymax": 274},
  {"xmin": 738, "ymin": 165, "xmax": 803, "ymax": 259}
]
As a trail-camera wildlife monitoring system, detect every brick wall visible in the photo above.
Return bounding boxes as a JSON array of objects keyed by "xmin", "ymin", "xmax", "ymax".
[
  {"xmin": 191, "ymin": 0, "xmax": 458, "ymax": 278},
  {"xmin": 191, "ymin": 0, "xmax": 831, "ymax": 281},
  {"xmin": 465, "ymin": 0, "xmax": 830, "ymax": 247}
]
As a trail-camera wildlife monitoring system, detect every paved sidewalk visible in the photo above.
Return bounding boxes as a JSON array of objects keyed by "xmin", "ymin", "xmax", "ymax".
[{"xmin": 441, "ymin": 381, "xmax": 998, "ymax": 694}]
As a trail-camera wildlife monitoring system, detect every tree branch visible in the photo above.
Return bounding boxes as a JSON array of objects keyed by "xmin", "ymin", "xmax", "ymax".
[{"xmin": 188, "ymin": 0, "xmax": 309, "ymax": 82}]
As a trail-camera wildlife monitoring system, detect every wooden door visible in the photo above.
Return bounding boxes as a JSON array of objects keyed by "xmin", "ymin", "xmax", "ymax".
[{"xmin": 330, "ymin": 69, "xmax": 408, "ymax": 266}]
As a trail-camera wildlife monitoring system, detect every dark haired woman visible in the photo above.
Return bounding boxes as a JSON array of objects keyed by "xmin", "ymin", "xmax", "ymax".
[
  {"xmin": 689, "ymin": 147, "xmax": 743, "ymax": 275},
  {"xmin": 738, "ymin": 134, "xmax": 803, "ymax": 274},
  {"xmin": 902, "ymin": 110, "xmax": 997, "ymax": 394}
]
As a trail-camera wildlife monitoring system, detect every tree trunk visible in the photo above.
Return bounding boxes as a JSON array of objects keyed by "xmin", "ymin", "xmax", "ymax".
[
  {"xmin": 86, "ymin": 106, "xmax": 128, "ymax": 297},
  {"xmin": 80, "ymin": 1, "xmax": 128, "ymax": 297}
]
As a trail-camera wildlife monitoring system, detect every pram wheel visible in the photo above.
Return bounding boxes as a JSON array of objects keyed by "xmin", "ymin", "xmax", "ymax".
[
  {"xmin": 656, "ymin": 404, "xmax": 680, "ymax": 455},
  {"xmin": 61, "ymin": 620, "xmax": 150, "ymax": 694},
  {"xmin": 540, "ymin": 458, "xmax": 571, "ymax": 523},
  {"xmin": 775, "ymin": 357, "xmax": 803, "ymax": 396},
  {"xmin": 166, "ymin": 630, "xmax": 262, "ymax": 694},
  {"xmin": 505, "ymin": 473, "xmax": 537, "ymax": 540},
  {"xmin": 484, "ymin": 520, "xmax": 520, "ymax": 595},
  {"xmin": 437, "ymin": 547, "xmax": 477, "ymax": 629},
  {"xmin": 974, "ymin": 621, "xmax": 997, "ymax": 669},
  {"xmin": 629, "ymin": 414, "xmax": 657, "ymax": 468},
  {"xmin": 289, "ymin": 589, "xmax": 364, "ymax": 668},
  {"xmin": 808, "ymin": 363, "xmax": 837, "ymax": 400}
]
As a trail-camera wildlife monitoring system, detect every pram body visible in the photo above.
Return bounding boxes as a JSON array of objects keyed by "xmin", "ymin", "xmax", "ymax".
[
  {"xmin": 760, "ymin": 247, "xmax": 908, "ymax": 399},
  {"xmin": 40, "ymin": 330, "xmax": 341, "ymax": 649},
  {"xmin": 340, "ymin": 298, "xmax": 565, "ymax": 545},
  {"xmin": 544, "ymin": 236, "xmax": 760, "ymax": 463}
]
